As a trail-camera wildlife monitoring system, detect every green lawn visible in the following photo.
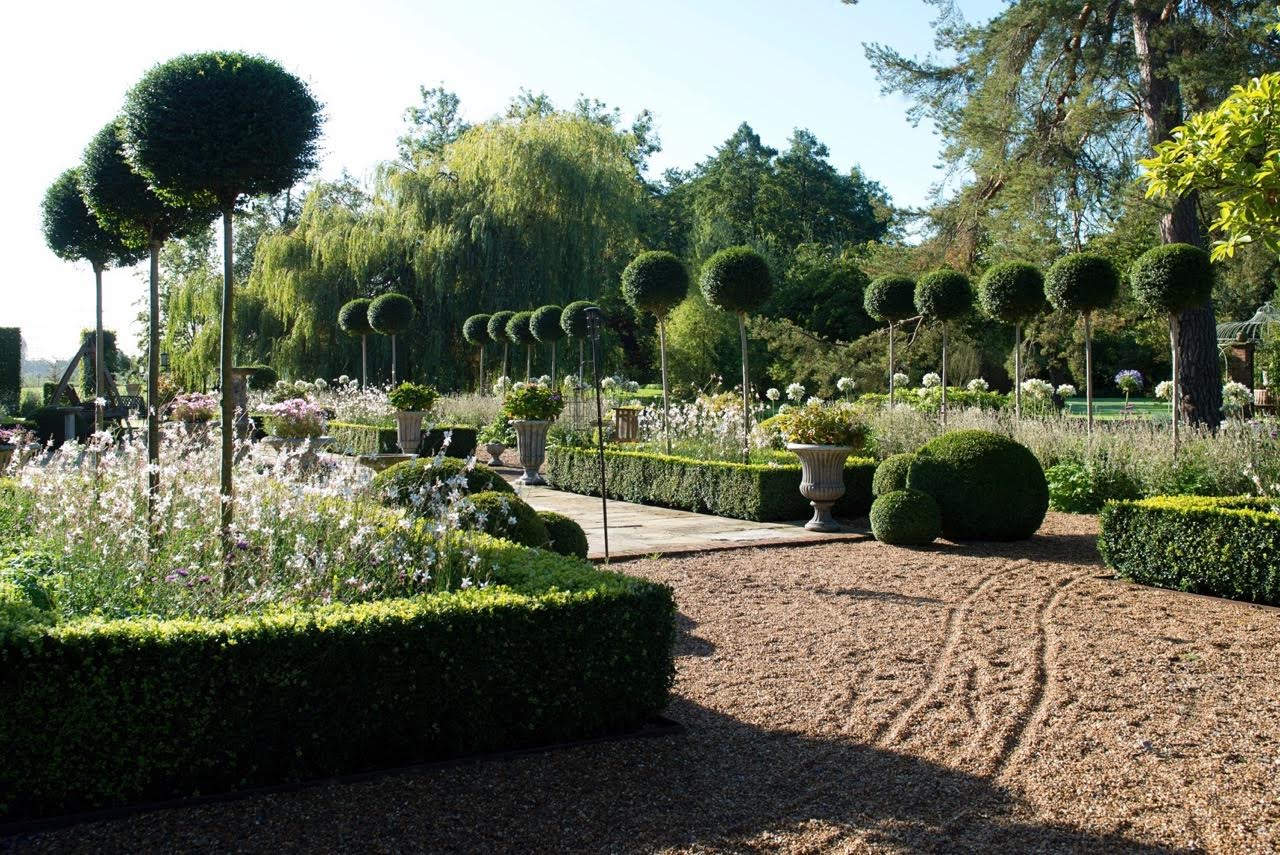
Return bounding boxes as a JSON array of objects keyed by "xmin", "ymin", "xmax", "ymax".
[{"xmin": 1062, "ymin": 397, "xmax": 1170, "ymax": 421}]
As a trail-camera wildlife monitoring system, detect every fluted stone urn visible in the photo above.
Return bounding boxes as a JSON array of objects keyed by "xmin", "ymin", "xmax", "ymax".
[
  {"xmin": 483, "ymin": 441, "xmax": 506, "ymax": 467},
  {"xmin": 787, "ymin": 443, "xmax": 854, "ymax": 532},
  {"xmin": 394, "ymin": 411, "xmax": 429, "ymax": 454},
  {"xmin": 513, "ymin": 419, "xmax": 550, "ymax": 485}
]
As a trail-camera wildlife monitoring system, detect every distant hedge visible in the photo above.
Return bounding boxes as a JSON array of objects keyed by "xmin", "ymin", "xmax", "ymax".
[
  {"xmin": 1099, "ymin": 495, "xmax": 1280, "ymax": 606},
  {"xmin": 546, "ymin": 447, "xmax": 875, "ymax": 522},
  {"xmin": 0, "ymin": 328, "xmax": 19, "ymax": 415},
  {"xmin": 0, "ymin": 536, "xmax": 675, "ymax": 821},
  {"xmin": 328, "ymin": 421, "xmax": 477, "ymax": 459}
]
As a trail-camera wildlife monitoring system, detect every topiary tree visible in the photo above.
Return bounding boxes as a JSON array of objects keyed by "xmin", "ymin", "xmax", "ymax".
[
  {"xmin": 863, "ymin": 275, "xmax": 917, "ymax": 406},
  {"xmin": 870, "ymin": 489, "xmax": 942, "ymax": 546},
  {"xmin": 701, "ymin": 246, "xmax": 773, "ymax": 459},
  {"xmin": 906, "ymin": 429, "xmax": 1048, "ymax": 541},
  {"xmin": 538, "ymin": 510, "xmax": 589, "ymax": 559},
  {"xmin": 978, "ymin": 261, "xmax": 1045, "ymax": 418},
  {"xmin": 338, "ymin": 298, "xmax": 375, "ymax": 388},
  {"xmin": 41, "ymin": 167, "xmax": 144, "ymax": 433},
  {"xmin": 487, "ymin": 310, "xmax": 517, "ymax": 384},
  {"xmin": 530, "ymin": 305, "xmax": 565, "ymax": 385},
  {"xmin": 872, "ymin": 452, "xmax": 916, "ymax": 497},
  {"xmin": 914, "ymin": 270, "xmax": 973, "ymax": 425},
  {"xmin": 506, "ymin": 311, "xmax": 536, "ymax": 380},
  {"xmin": 368, "ymin": 292, "xmax": 416, "ymax": 385},
  {"xmin": 1044, "ymin": 253, "xmax": 1120, "ymax": 432},
  {"xmin": 1131, "ymin": 243, "xmax": 1215, "ymax": 455},
  {"xmin": 120, "ymin": 51, "xmax": 322, "ymax": 550},
  {"xmin": 462, "ymin": 313, "xmax": 492, "ymax": 393},
  {"xmin": 560, "ymin": 301, "xmax": 597, "ymax": 384},
  {"xmin": 622, "ymin": 250, "xmax": 689, "ymax": 455}
]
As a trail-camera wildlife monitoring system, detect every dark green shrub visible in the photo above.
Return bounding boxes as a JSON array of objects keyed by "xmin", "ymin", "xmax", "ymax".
[
  {"xmin": 870, "ymin": 489, "xmax": 941, "ymax": 545},
  {"xmin": 372, "ymin": 457, "xmax": 512, "ymax": 510},
  {"xmin": 31, "ymin": 406, "xmax": 88, "ymax": 447},
  {"xmin": 863, "ymin": 274, "xmax": 917, "ymax": 322},
  {"xmin": 368, "ymin": 293, "xmax": 416, "ymax": 335},
  {"xmin": 914, "ymin": 269, "xmax": 973, "ymax": 321},
  {"xmin": 464, "ymin": 492, "xmax": 548, "ymax": 548},
  {"xmin": 622, "ymin": 251, "xmax": 689, "ymax": 315},
  {"xmin": 1045, "ymin": 460, "xmax": 1142, "ymax": 514},
  {"xmin": 873, "ymin": 453, "xmax": 916, "ymax": 497},
  {"xmin": 537, "ymin": 511, "xmax": 589, "ymax": 559},
  {"xmin": 1099, "ymin": 496, "xmax": 1280, "ymax": 605},
  {"xmin": 978, "ymin": 262, "xmax": 1044, "ymax": 323},
  {"xmin": 328, "ymin": 422, "xmax": 476, "ymax": 459},
  {"xmin": 560, "ymin": 301, "xmax": 598, "ymax": 339},
  {"xmin": 1130, "ymin": 243, "xmax": 1214, "ymax": 313},
  {"xmin": 0, "ymin": 328, "xmax": 20, "ymax": 415},
  {"xmin": 78, "ymin": 329, "xmax": 125, "ymax": 399},
  {"xmin": 906, "ymin": 430, "xmax": 1048, "ymax": 540},
  {"xmin": 505, "ymin": 311, "xmax": 535, "ymax": 345},
  {"xmin": 462, "ymin": 313, "xmax": 492, "ymax": 345},
  {"xmin": 244, "ymin": 364, "xmax": 278, "ymax": 391},
  {"xmin": 1044, "ymin": 253, "xmax": 1119, "ymax": 313},
  {"xmin": 700, "ymin": 246, "xmax": 773, "ymax": 314}
]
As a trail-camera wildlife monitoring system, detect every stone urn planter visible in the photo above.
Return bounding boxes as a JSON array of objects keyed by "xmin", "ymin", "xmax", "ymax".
[
  {"xmin": 513, "ymin": 420, "xmax": 550, "ymax": 485},
  {"xmin": 395, "ymin": 411, "xmax": 429, "ymax": 454},
  {"xmin": 614, "ymin": 406, "xmax": 641, "ymax": 443},
  {"xmin": 263, "ymin": 435, "xmax": 333, "ymax": 471},
  {"xmin": 787, "ymin": 443, "xmax": 854, "ymax": 532},
  {"xmin": 483, "ymin": 441, "xmax": 506, "ymax": 467}
]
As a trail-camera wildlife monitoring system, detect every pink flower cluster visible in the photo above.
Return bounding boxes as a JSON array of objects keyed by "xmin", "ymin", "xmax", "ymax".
[
  {"xmin": 168, "ymin": 392, "xmax": 219, "ymax": 422},
  {"xmin": 266, "ymin": 397, "xmax": 327, "ymax": 438}
]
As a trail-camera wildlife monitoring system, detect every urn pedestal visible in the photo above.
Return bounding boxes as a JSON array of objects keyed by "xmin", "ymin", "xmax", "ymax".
[
  {"xmin": 394, "ymin": 411, "xmax": 429, "ymax": 454},
  {"xmin": 787, "ymin": 443, "xmax": 854, "ymax": 532},
  {"xmin": 513, "ymin": 419, "xmax": 550, "ymax": 485}
]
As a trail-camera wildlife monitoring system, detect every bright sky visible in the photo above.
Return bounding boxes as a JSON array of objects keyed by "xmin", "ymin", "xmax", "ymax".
[{"xmin": 3, "ymin": 0, "xmax": 1004, "ymax": 362}]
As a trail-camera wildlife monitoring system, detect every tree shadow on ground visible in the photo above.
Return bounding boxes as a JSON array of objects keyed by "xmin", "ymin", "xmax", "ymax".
[{"xmin": 676, "ymin": 611, "xmax": 716, "ymax": 657}]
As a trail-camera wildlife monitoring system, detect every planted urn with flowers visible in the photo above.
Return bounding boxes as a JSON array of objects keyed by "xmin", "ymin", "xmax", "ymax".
[
  {"xmin": 166, "ymin": 391, "xmax": 219, "ymax": 441},
  {"xmin": 388, "ymin": 382, "xmax": 439, "ymax": 454},
  {"xmin": 776, "ymin": 401, "xmax": 870, "ymax": 531},
  {"xmin": 503, "ymin": 382, "xmax": 565, "ymax": 485},
  {"xmin": 262, "ymin": 397, "xmax": 331, "ymax": 465}
]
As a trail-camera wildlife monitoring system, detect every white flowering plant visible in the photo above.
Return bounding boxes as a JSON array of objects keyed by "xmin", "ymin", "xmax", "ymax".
[
  {"xmin": 785, "ymin": 382, "xmax": 806, "ymax": 402},
  {"xmin": 921, "ymin": 372, "xmax": 942, "ymax": 389},
  {"xmin": 966, "ymin": 378, "xmax": 989, "ymax": 393},
  {"xmin": 1223, "ymin": 381, "xmax": 1251, "ymax": 415},
  {"xmin": 1056, "ymin": 384, "xmax": 1077, "ymax": 399}
]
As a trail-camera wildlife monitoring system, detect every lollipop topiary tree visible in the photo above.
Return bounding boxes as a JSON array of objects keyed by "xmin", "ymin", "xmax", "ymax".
[
  {"xmin": 863, "ymin": 275, "xmax": 917, "ymax": 406},
  {"xmin": 1045, "ymin": 253, "xmax": 1120, "ymax": 433},
  {"xmin": 622, "ymin": 251, "xmax": 689, "ymax": 455},
  {"xmin": 701, "ymin": 246, "xmax": 773, "ymax": 459},
  {"xmin": 487, "ymin": 310, "xmax": 516, "ymax": 384},
  {"xmin": 530, "ymin": 305, "xmax": 565, "ymax": 385},
  {"xmin": 338, "ymin": 298, "xmax": 375, "ymax": 388},
  {"xmin": 915, "ymin": 270, "xmax": 973, "ymax": 425},
  {"xmin": 506, "ymin": 311, "xmax": 536, "ymax": 380},
  {"xmin": 120, "ymin": 51, "xmax": 322, "ymax": 552},
  {"xmin": 978, "ymin": 261, "xmax": 1045, "ymax": 418},
  {"xmin": 41, "ymin": 168, "xmax": 144, "ymax": 433},
  {"xmin": 462, "ymin": 313, "xmax": 492, "ymax": 393},
  {"xmin": 1131, "ymin": 243, "xmax": 1215, "ymax": 455},
  {"xmin": 368, "ymin": 292, "xmax": 416, "ymax": 385},
  {"xmin": 560, "ymin": 301, "xmax": 597, "ymax": 384}
]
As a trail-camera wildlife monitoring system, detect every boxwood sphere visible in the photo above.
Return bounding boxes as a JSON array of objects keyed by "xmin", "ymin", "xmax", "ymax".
[
  {"xmin": 873, "ymin": 452, "xmax": 916, "ymax": 497},
  {"xmin": 245, "ymin": 364, "xmax": 278, "ymax": 391},
  {"xmin": 870, "ymin": 489, "xmax": 942, "ymax": 546},
  {"xmin": 487, "ymin": 310, "xmax": 516, "ymax": 343},
  {"xmin": 462, "ymin": 313, "xmax": 492, "ymax": 345},
  {"xmin": 538, "ymin": 510, "xmax": 589, "ymax": 559},
  {"xmin": 1130, "ymin": 243, "xmax": 1214, "ymax": 314},
  {"xmin": 368, "ymin": 292, "xmax": 416, "ymax": 335},
  {"xmin": 979, "ymin": 262, "xmax": 1045, "ymax": 323},
  {"xmin": 864, "ymin": 275, "xmax": 917, "ymax": 323},
  {"xmin": 530, "ymin": 305, "xmax": 566, "ymax": 343},
  {"xmin": 906, "ymin": 430, "xmax": 1048, "ymax": 541},
  {"xmin": 622, "ymin": 251, "xmax": 689, "ymax": 317},
  {"xmin": 506, "ymin": 311, "xmax": 536, "ymax": 345},
  {"xmin": 464, "ymin": 491, "xmax": 548, "ymax": 548},
  {"xmin": 700, "ymin": 246, "xmax": 773, "ymax": 315},
  {"xmin": 338, "ymin": 298, "xmax": 375, "ymax": 337},
  {"xmin": 371, "ymin": 457, "xmax": 512, "ymax": 513},
  {"xmin": 560, "ymin": 301, "xmax": 598, "ymax": 339},
  {"xmin": 1045, "ymin": 253, "xmax": 1119, "ymax": 314},
  {"xmin": 915, "ymin": 269, "xmax": 973, "ymax": 321}
]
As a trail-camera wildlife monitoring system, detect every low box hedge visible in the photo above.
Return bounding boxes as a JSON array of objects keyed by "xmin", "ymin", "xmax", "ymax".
[
  {"xmin": 1099, "ymin": 495, "xmax": 1280, "ymax": 606},
  {"xmin": 328, "ymin": 421, "xmax": 477, "ymax": 459},
  {"xmin": 0, "ymin": 539, "xmax": 674, "ymax": 821},
  {"xmin": 545, "ymin": 446, "xmax": 875, "ymax": 522}
]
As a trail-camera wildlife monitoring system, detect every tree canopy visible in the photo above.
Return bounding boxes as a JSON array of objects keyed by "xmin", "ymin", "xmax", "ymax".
[{"xmin": 42, "ymin": 168, "xmax": 142, "ymax": 271}]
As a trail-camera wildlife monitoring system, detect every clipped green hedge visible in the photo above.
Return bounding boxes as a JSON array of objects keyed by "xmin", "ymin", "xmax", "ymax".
[
  {"xmin": 0, "ymin": 328, "xmax": 19, "ymax": 415},
  {"xmin": 329, "ymin": 421, "xmax": 477, "ymax": 459},
  {"xmin": 0, "ymin": 538, "xmax": 675, "ymax": 821},
  {"xmin": 545, "ymin": 447, "xmax": 875, "ymax": 522},
  {"xmin": 1099, "ymin": 496, "xmax": 1280, "ymax": 606}
]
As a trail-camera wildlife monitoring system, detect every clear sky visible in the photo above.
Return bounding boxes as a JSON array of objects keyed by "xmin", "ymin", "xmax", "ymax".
[{"xmin": 3, "ymin": 0, "xmax": 1004, "ymax": 362}]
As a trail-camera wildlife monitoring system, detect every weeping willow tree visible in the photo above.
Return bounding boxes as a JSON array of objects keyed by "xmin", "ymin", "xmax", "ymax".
[{"xmin": 250, "ymin": 111, "xmax": 646, "ymax": 387}]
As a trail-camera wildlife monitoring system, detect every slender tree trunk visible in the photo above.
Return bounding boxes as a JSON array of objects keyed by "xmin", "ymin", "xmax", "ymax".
[
  {"xmin": 219, "ymin": 207, "xmax": 235, "ymax": 561},
  {"xmin": 551, "ymin": 341, "xmax": 556, "ymax": 387},
  {"xmin": 148, "ymin": 241, "xmax": 161, "ymax": 528},
  {"xmin": 1085, "ymin": 312, "xmax": 1094, "ymax": 434},
  {"xmin": 659, "ymin": 316, "xmax": 671, "ymax": 456},
  {"xmin": 887, "ymin": 322, "xmax": 895, "ymax": 405},
  {"xmin": 361, "ymin": 334, "xmax": 367, "ymax": 388},
  {"xmin": 478, "ymin": 345, "xmax": 485, "ymax": 394},
  {"xmin": 391, "ymin": 335, "xmax": 398, "ymax": 385},
  {"xmin": 1170, "ymin": 313, "xmax": 1181, "ymax": 455},
  {"xmin": 738, "ymin": 313, "xmax": 750, "ymax": 461},
  {"xmin": 1014, "ymin": 323, "xmax": 1023, "ymax": 418},
  {"xmin": 502, "ymin": 343, "xmax": 509, "ymax": 382},
  {"xmin": 526, "ymin": 344, "xmax": 532, "ymax": 381},
  {"xmin": 579, "ymin": 340, "xmax": 584, "ymax": 383},
  {"xmin": 940, "ymin": 321, "xmax": 948, "ymax": 426},
  {"xmin": 94, "ymin": 264, "xmax": 104, "ymax": 434}
]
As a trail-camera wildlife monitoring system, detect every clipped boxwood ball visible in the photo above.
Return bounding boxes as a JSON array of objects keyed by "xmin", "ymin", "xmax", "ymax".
[
  {"xmin": 245, "ymin": 364, "xmax": 278, "ymax": 391},
  {"xmin": 464, "ymin": 491, "xmax": 548, "ymax": 548},
  {"xmin": 864, "ymin": 274, "xmax": 917, "ymax": 323},
  {"xmin": 906, "ymin": 430, "xmax": 1048, "ymax": 541},
  {"xmin": 560, "ymin": 300, "xmax": 598, "ymax": 339},
  {"xmin": 506, "ymin": 310, "xmax": 535, "ymax": 345},
  {"xmin": 530, "ymin": 305, "xmax": 565, "ymax": 343},
  {"xmin": 338, "ymin": 298, "xmax": 375, "ymax": 337},
  {"xmin": 870, "ymin": 489, "xmax": 941, "ymax": 546},
  {"xmin": 1130, "ymin": 243, "xmax": 1214, "ymax": 314},
  {"xmin": 538, "ymin": 510, "xmax": 589, "ymax": 559},
  {"xmin": 368, "ymin": 292, "xmax": 416, "ymax": 335},
  {"xmin": 462, "ymin": 313, "xmax": 491, "ymax": 345},
  {"xmin": 915, "ymin": 269, "xmax": 973, "ymax": 321},
  {"xmin": 873, "ymin": 453, "xmax": 916, "ymax": 497},
  {"xmin": 1044, "ymin": 253, "xmax": 1119, "ymax": 314},
  {"xmin": 622, "ymin": 251, "xmax": 689, "ymax": 316},
  {"xmin": 372, "ymin": 457, "xmax": 513, "ymax": 513},
  {"xmin": 487, "ymin": 310, "xmax": 516, "ymax": 343},
  {"xmin": 701, "ymin": 246, "xmax": 773, "ymax": 314},
  {"xmin": 979, "ymin": 262, "xmax": 1044, "ymax": 323}
]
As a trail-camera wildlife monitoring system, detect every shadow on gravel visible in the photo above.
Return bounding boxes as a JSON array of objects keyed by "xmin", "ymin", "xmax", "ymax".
[
  {"xmin": 675, "ymin": 612, "xmax": 716, "ymax": 657},
  {"xmin": 884, "ymin": 530, "xmax": 1105, "ymax": 569}
]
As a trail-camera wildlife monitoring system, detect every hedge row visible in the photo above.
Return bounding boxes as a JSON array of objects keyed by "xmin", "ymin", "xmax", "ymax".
[
  {"xmin": 0, "ymin": 538, "xmax": 675, "ymax": 821},
  {"xmin": 1099, "ymin": 495, "xmax": 1280, "ymax": 606},
  {"xmin": 0, "ymin": 328, "xmax": 19, "ymax": 415},
  {"xmin": 545, "ymin": 447, "xmax": 875, "ymax": 522},
  {"xmin": 328, "ymin": 421, "xmax": 477, "ymax": 459}
]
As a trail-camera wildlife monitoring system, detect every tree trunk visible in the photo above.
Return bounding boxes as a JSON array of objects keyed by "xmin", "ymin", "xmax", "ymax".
[
  {"xmin": 94, "ymin": 264, "xmax": 104, "ymax": 434},
  {"xmin": 1170, "ymin": 313, "xmax": 1181, "ymax": 455},
  {"xmin": 738, "ymin": 313, "xmax": 750, "ymax": 461},
  {"xmin": 361, "ymin": 334, "xmax": 367, "ymax": 388},
  {"xmin": 220, "ymin": 207, "xmax": 235, "ymax": 561},
  {"xmin": 1014, "ymin": 323, "xmax": 1023, "ymax": 418},
  {"xmin": 579, "ymin": 340, "xmax": 584, "ymax": 385},
  {"xmin": 550, "ymin": 341, "xmax": 556, "ymax": 387},
  {"xmin": 148, "ymin": 241, "xmax": 161, "ymax": 527},
  {"xmin": 391, "ymin": 335, "xmax": 398, "ymax": 385},
  {"xmin": 502, "ymin": 343, "xmax": 509, "ymax": 382},
  {"xmin": 659, "ymin": 316, "xmax": 671, "ymax": 456},
  {"xmin": 478, "ymin": 345, "xmax": 485, "ymax": 394},
  {"xmin": 940, "ymin": 321, "xmax": 948, "ymax": 426},
  {"xmin": 1085, "ymin": 312, "xmax": 1094, "ymax": 434},
  {"xmin": 526, "ymin": 344, "xmax": 532, "ymax": 381},
  {"xmin": 1132, "ymin": 1, "xmax": 1221, "ymax": 428},
  {"xmin": 887, "ymin": 322, "xmax": 895, "ymax": 404}
]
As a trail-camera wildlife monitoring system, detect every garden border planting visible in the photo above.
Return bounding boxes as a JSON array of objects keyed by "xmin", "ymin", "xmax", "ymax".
[
  {"xmin": 545, "ymin": 447, "xmax": 875, "ymax": 522},
  {"xmin": 328, "ymin": 421, "xmax": 477, "ymax": 459},
  {"xmin": 1099, "ymin": 495, "xmax": 1280, "ymax": 605}
]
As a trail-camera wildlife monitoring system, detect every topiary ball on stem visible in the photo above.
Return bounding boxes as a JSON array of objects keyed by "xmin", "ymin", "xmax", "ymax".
[
  {"xmin": 1130, "ymin": 243, "xmax": 1214, "ymax": 313},
  {"xmin": 530, "ymin": 305, "xmax": 565, "ymax": 343},
  {"xmin": 863, "ymin": 275, "xmax": 917, "ymax": 323},
  {"xmin": 906, "ymin": 430, "xmax": 1048, "ymax": 541},
  {"xmin": 914, "ymin": 269, "xmax": 973, "ymax": 321},
  {"xmin": 873, "ymin": 452, "xmax": 916, "ymax": 497},
  {"xmin": 870, "ymin": 489, "xmax": 942, "ymax": 546},
  {"xmin": 506, "ymin": 311, "xmax": 535, "ymax": 345},
  {"xmin": 462, "ymin": 313, "xmax": 492, "ymax": 345},
  {"xmin": 368, "ymin": 292, "xmax": 416, "ymax": 335},
  {"xmin": 622, "ymin": 251, "xmax": 689, "ymax": 316},
  {"xmin": 1044, "ymin": 254, "xmax": 1119, "ymax": 313},
  {"xmin": 338, "ymin": 298, "xmax": 375, "ymax": 337},
  {"xmin": 487, "ymin": 311, "xmax": 516, "ymax": 344},
  {"xmin": 978, "ymin": 262, "xmax": 1044, "ymax": 322},
  {"xmin": 700, "ymin": 246, "xmax": 773, "ymax": 315},
  {"xmin": 538, "ymin": 510, "xmax": 589, "ymax": 558},
  {"xmin": 560, "ymin": 301, "xmax": 598, "ymax": 340}
]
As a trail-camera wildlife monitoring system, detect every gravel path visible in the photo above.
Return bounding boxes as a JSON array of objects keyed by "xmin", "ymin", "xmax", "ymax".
[{"xmin": 8, "ymin": 512, "xmax": 1279, "ymax": 853}]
